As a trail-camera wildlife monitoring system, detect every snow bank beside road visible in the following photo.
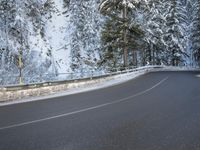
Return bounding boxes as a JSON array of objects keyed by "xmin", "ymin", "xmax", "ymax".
[
  {"xmin": 0, "ymin": 67, "xmax": 151, "ymax": 106},
  {"xmin": 1, "ymin": 66, "xmax": 199, "ymax": 106}
]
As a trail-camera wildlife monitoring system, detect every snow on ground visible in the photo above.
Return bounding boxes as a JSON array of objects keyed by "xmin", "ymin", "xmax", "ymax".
[
  {"xmin": 1, "ymin": 66, "xmax": 199, "ymax": 106},
  {"xmin": 45, "ymin": 0, "xmax": 71, "ymax": 73},
  {"xmin": 0, "ymin": 68, "xmax": 149, "ymax": 106},
  {"xmin": 196, "ymin": 75, "xmax": 200, "ymax": 78}
]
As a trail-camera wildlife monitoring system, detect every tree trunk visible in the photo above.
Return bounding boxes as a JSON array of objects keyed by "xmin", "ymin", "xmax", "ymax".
[
  {"xmin": 4, "ymin": 0, "xmax": 9, "ymax": 65},
  {"xmin": 132, "ymin": 50, "xmax": 137, "ymax": 66},
  {"xmin": 123, "ymin": 1, "xmax": 128, "ymax": 67},
  {"xmin": 19, "ymin": 21, "xmax": 23, "ymax": 84},
  {"xmin": 152, "ymin": 49, "xmax": 155, "ymax": 65},
  {"xmin": 148, "ymin": 43, "xmax": 152, "ymax": 64},
  {"xmin": 172, "ymin": 49, "xmax": 175, "ymax": 66}
]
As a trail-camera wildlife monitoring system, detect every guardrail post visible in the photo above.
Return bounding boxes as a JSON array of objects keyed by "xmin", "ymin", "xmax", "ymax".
[
  {"xmin": 70, "ymin": 73, "xmax": 73, "ymax": 80},
  {"xmin": 92, "ymin": 70, "xmax": 94, "ymax": 78}
]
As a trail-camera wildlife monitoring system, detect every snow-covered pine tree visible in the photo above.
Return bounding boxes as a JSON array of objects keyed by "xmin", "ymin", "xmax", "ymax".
[
  {"xmin": 135, "ymin": 0, "xmax": 199, "ymax": 66},
  {"xmin": 191, "ymin": 0, "xmax": 200, "ymax": 65},
  {"xmin": 69, "ymin": 0, "xmax": 102, "ymax": 72},
  {"xmin": 175, "ymin": 0, "xmax": 191, "ymax": 65},
  {"xmin": 0, "ymin": 0, "xmax": 16, "ymax": 71},
  {"xmin": 23, "ymin": 0, "xmax": 58, "ymax": 82},
  {"xmin": 0, "ymin": 0, "xmax": 59, "ymax": 84},
  {"xmin": 174, "ymin": 0, "xmax": 192, "ymax": 66},
  {"xmin": 183, "ymin": 0, "xmax": 198, "ymax": 66},
  {"xmin": 137, "ymin": 0, "xmax": 167, "ymax": 65},
  {"xmin": 99, "ymin": 0, "xmax": 141, "ymax": 67},
  {"xmin": 100, "ymin": 15, "xmax": 124, "ymax": 68},
  {"xmin": 162, "ymin": 0, "xmax": 186, "ymax": 66}
]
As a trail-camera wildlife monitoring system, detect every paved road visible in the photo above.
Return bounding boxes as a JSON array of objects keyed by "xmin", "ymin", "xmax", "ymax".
[{"xmin": 0, "ymin": 71, "xmax": 200, "ymax": 150}]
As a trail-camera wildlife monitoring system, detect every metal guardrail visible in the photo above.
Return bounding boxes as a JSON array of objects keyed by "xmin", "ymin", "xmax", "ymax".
[
  {"xmin": 1, "ymin": 65, "xmax": 199, "ymax": 92},
  {"xmin": 0, "ymin": 66, "xmax": 163, "ymax": 91}
]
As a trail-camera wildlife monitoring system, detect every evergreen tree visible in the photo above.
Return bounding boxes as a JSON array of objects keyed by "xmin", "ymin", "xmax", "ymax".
[
  {"xmin": 191, "ymin": 0, "xmax": 200, "ymax": 65},
  {"xmin": 162, "ymin": 0, "xmax": 186, "ymax": 66},
  {"xmin": 0, "ymin": 0, "xmax": 16, "ymax": 70},
  {"xmin": 99, "ymin": 0, "xmax": 142, "ymax": 67},
  {"xmin": 176, "ymin": 0, "xmax": 194, "ymax": 66},
  {"xmin": 70, "ymin": 0, "xmax": 102, "ymax": 71},
  {"xmin": 138, "ymin": 0, "xmax": 167, "ymax": 65}
]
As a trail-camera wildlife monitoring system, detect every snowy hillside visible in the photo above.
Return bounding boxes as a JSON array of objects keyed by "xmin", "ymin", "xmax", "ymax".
[
  {"xmin": 0, "ymin": 0, "xmax": 103, "ymax": 84},
  {"xmin": 45, "ymin": 0, "xmax": 71, "ymax": 73},
  {"xmin": 0, "ymin": 0, "xmax": 200, "ymax": 85}
]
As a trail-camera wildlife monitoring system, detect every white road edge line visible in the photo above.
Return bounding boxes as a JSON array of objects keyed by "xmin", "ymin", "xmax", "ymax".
[{"xmin": 0, "ymin": 77, "xmax": 169, "ymax": 131}]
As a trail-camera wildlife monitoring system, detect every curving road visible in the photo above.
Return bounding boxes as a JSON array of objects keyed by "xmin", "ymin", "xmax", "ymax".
[{"xmin": 0, "ymin": 71, "xmax": 200, "ymax": 150}]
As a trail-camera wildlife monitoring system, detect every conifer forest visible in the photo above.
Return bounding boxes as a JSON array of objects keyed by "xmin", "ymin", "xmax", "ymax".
[{"xmin": 0, "ymin": 0, "xmax": 200, "ymax": 84}]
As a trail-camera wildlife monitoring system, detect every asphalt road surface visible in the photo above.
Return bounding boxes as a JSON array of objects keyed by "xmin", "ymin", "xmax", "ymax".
[{"xmin": 0, "ymin": 71, "xmax": 200, "ymax": 150}]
